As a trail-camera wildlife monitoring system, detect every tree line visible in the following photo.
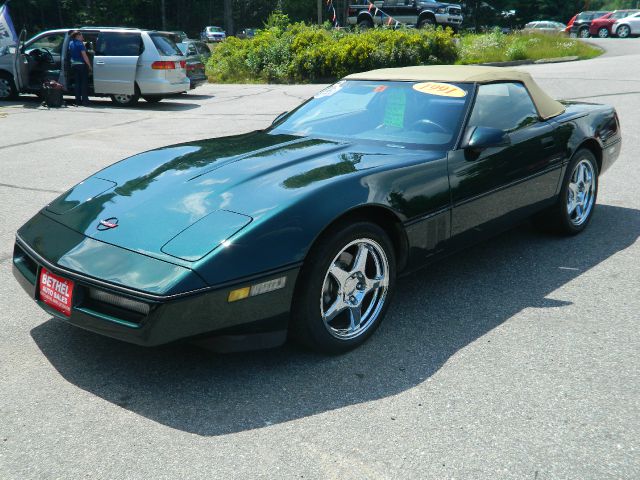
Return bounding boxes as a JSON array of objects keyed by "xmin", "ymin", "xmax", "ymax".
[{"xmin": 5, "ymin": 0, "xmax": 640, "ymax": 39}]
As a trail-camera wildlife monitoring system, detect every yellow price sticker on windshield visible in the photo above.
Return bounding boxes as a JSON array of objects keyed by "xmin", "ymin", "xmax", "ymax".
[{"xmin": 413, "ymin": 82, "xmax": 467, "ymax": 98}]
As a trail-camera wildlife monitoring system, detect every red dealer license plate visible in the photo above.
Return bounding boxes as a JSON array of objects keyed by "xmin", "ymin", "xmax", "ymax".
[{"xmin": 39, "ymin": 268, "xmax": 74, "ymax": 317}]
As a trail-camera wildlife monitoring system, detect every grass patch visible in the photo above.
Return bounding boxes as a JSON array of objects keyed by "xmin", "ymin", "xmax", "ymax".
[{"xmin": 458, "ymin": 29, "xmax": 602, "ymax": 64}]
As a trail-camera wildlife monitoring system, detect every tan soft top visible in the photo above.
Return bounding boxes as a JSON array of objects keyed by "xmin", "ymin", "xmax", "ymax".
[{"xmin": 345, "ymin": 65, "xmax": 565, "ymax": 120}]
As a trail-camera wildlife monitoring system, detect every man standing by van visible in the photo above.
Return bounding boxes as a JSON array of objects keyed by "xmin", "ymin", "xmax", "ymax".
[{"xmin": 68, "ymin": 31, "xmax": 92, "ymax": 106}]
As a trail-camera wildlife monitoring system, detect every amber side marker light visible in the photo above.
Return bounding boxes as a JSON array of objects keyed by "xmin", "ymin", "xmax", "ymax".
[{"xmin": 227, "ymin": 277, "xmax": 287, "ymax": 303}]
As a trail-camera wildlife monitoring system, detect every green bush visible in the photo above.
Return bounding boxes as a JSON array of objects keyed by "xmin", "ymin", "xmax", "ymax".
[{"xmin": 206, "ymin": 21, "xmax": 457, "ymax": 83}]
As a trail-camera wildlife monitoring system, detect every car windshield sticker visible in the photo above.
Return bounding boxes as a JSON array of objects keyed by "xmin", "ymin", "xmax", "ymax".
[
  {"xmin": 383, "ymin": 89, "xmax": 406, "ymax": 128},
  {"xmin": 413, "ymin": 82, "xmax": 467, "ymax": 98},
  {"xmin": 315, "ymin": 80, "xmax": 345, "ymax": 98},
  {"xmin": 373, "ymin": 85, "xmax": 388, "ymax": 93}
]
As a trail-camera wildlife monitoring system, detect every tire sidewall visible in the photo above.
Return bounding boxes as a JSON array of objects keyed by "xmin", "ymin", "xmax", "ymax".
[
  {"xmin": 292, "ymin": 222, "xmax": 396, "ymax": 353},
  {"xmin": 558, "ymin": 149, "xmax": 599, "ymax": 234},
  {"xmin": 0, "ymin": 73, "xmax": 17, "ymax": 100}
]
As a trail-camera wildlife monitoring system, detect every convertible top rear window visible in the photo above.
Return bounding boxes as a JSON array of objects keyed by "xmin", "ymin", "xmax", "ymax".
[{"xmin": 271, "ymin": 80, "xmax": 473, "ymax": 149}]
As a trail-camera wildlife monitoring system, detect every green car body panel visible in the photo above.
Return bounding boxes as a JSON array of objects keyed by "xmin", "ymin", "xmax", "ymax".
[{"xmin": 13, "ymin": 84, "xmax": 621, "ymax": 349}]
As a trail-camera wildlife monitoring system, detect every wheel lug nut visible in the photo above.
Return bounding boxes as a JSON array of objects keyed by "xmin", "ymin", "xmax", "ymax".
[{"xmin": 350, "ymin": 296, "xmax": 356, "ymax": 303}]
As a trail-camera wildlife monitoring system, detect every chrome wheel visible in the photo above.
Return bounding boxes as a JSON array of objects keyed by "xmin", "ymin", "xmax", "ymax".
[
  {"xmin": 567, "ymin": 159, "xmax": 596, "ymax": 227},
  {"xmin": 618, "ymin": 25, "xmax": 630, "ymax": 38},
  {"xmin": 320, "ymin": 238, "xmax": 389, "ymax": 340}
]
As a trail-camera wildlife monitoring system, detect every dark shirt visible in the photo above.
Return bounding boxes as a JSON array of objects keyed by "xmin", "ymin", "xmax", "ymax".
[{"xmin": 68, "ymin": 39, "xmax": 86, "ymax": 64}]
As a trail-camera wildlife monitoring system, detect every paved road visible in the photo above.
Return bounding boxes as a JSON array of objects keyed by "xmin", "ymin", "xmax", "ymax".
[{"xmin": 0, "ymin": 39, "xmax": 638, "ymax": 479}]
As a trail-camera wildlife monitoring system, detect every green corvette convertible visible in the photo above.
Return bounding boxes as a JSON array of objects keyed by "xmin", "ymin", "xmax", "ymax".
[{"xmin": 13, "ymin": 66, "xmax": 621, "ymax": 353}]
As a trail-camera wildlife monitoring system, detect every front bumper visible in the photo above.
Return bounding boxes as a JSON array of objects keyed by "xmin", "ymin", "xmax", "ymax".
[
  {"xmin": 13, "ymin": 235, "xmax": 299, "ymax": 348},
  {"xmin": 435, "ymin": 13, "xmax": 463, "ymax": 27}
]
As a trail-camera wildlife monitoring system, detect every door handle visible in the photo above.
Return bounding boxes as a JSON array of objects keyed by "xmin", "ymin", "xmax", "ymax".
[{"xmin": 95, "ymin": 61, "xmax": 105, "ymax": 65}]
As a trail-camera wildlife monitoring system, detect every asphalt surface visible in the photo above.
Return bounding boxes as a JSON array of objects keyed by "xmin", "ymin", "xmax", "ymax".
[{"xmin": 0, "ymin": 38, "xmax": 638, "ymax": 479}]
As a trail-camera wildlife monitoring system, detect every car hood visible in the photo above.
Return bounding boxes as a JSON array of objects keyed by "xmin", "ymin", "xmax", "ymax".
[{"xmin": 43, "ymin": 131, "xmax": 441, "ymax": 264}]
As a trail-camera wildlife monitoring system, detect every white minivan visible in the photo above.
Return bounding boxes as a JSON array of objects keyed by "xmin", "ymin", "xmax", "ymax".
[{"xmin": 0, "ymin": 27, "xmax": 190, "ymax": 106}]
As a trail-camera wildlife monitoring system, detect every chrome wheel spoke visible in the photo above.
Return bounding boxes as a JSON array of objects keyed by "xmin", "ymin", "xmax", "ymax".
[
  {"xmin": 323, "ymin": 297, "xmax": 348, "ymax": 323},
  {"xmin": 365, "ymin": 275, "xmax": 386, "ymax": 294},
  {"xmin": 351, "ymin": 244, "xmax": 369, "ymax": 274},
  {"xmin": 348, "ymin": 306, "xmax": 362, "ymax": 332},
  {"xmin": 328, "ymin": 263, "xmax": 350, "ymax": 291}
]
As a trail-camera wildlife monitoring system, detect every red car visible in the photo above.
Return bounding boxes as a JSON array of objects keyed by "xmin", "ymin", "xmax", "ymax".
[
  {"xmin": 590, "ymin": 9, "xmax": 640, "ymax": 37},
  {"xmin": 564, "ymin": 14, "xmax": 577, "ymax": 35}
]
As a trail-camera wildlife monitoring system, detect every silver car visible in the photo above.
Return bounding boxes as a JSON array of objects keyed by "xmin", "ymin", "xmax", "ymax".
[
  {"xmin": 522, "ymin": 21, "xmax": 567, "ymax": 35},
  {"xmin": 612, "ymin": 11, "xmax": 640, "ymax": 38},
  {"xmin": 200, "ymin": 26, "xmax": 226, "ymax": 43},
  {"xmin": 0, "ymin": 27, "xmax": 190, "ymax": 106}
]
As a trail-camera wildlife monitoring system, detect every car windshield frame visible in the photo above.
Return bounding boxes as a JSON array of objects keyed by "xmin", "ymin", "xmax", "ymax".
[{"xmin": 269, "ymin": 80, "xmax": 475, "ymax": 151}]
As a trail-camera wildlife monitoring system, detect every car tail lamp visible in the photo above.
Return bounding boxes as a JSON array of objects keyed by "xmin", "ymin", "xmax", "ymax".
[
  {"xmin": 89, "ymin": 288, "xmax": 150, "ymax": 315},
  {"xmin": 151, "ymin": 61, "xmax": 176, "ymax": 70},
  {"xmin": 179, "ymin": 60, "xmax": 186, "ymax": 69}
]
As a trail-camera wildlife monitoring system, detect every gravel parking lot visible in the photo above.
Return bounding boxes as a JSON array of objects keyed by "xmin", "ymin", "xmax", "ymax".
[{"xmin": 0, "ymin": 39, "xmax": 638, "ymax": 479}]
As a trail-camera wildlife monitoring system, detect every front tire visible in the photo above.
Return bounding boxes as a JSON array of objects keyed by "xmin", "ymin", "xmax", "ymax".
[
  {"xmin": 579, "ymin": 27, "xmax": 590, "ymax": 38},
  {"xmin": 534, "ymin": 149, "xmax": 598, "ymax": 235},
  {"xmin": 617, "ymin": 25, "xmax": 631, "ymax": 38},
  {"xmin": 291, "ymin": 222, "xmax": 396, "ymax": 354},
  {"xmin": 597, "ymin": 27, "xmax": 610, "ymax": 38},
  {"xmin": 418, "ymin": 17, "xmax": 436, "ymax": 29}
]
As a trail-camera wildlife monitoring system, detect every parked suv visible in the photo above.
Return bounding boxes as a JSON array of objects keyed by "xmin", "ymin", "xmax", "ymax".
[
  {"xmin": 569, "ymin": 11, "xmax": 609, "ymax": 38},
  {"xmin": 200, "ymin": 26, "xmax": 226, "ymax": 43},
  {"xmin": 0, "ymin": 27, "xmax": 190, "ymax": 106},
  {"xmin": 589, "ymin": 10, "xmax": 639, "ymax": 37},
  {"xmin": 347, "ymin": 0, "xmax": 463, "ymax": 32}
]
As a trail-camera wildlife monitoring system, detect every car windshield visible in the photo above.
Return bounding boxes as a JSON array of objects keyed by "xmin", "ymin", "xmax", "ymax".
[
  {"xmin": 150, "ymin": 33, "xmax": 183, "ymax": 56},
  {"xmin": 207, "ymin": 27, "xmax": 223, "ymax": 32},
  {"xmin": 270, "ymin": 80, "xmax": 473, "ymax": 149}
]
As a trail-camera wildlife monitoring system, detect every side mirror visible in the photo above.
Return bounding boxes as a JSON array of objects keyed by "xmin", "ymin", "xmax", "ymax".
[
  {"xmin": 462, "ymin": 126, "xmax": 510, "ymax": 151},
  {"xmin": 272, "ymin": 111, "xmax": 288, "ymax": 125}
]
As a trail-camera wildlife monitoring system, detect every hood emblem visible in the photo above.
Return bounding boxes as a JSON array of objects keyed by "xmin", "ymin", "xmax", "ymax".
[{"xmin": 97, "ymin": 217, "xmax": 119, "ymax": 231}]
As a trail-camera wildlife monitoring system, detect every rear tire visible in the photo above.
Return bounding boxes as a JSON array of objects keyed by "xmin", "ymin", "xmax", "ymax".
[
  {"xmin": 579, "ymin": 27, "xmax": 590, "ymax": 38},
  {"xmin": 290, "ymin": 221, "xmax": 396, "ymax": 354},
  {"xmin": 597, "ymin": 27, "xmax": 609, "ymax": 38},
  {"xmin": 0, "ymin": 72, "xmax": 18, "ymax": 100},
  {"xmin": 533, "ymin": 148, "xmax": 599, "ymax": 235}
]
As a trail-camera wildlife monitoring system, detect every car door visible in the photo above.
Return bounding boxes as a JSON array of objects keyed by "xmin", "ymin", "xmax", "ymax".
[
  {"xmin": 447, "ymin": 82, "xmax": 564, "ymax": 238},
  {"xmin": 93, "ymin": 31, "xmax": 142, "ymax": 95},
  {"xmin": 630, "ymin": 13, "xmax": 640, "ymax": 33}
]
